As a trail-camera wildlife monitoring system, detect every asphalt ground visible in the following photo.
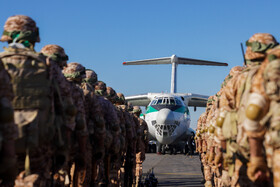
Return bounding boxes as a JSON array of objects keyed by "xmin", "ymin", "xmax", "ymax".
[{"xmin": 142, "ymin": 153, "xmax": 204, "ymax": 187}]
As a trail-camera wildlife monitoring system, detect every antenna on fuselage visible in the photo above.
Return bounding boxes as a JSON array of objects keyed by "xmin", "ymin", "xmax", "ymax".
[{"xmin": 123, "ymin": 55, "xmax": 228, "ymax": 93}]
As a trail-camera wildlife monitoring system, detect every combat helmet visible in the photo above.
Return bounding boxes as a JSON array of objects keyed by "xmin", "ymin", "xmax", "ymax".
[
  {"xmin": 221, "ymin": 66, "xmax": 244, "ymax": 88},
  {"xmin": 133, "ymin": 106, "xmax": 142, "ymax": 117},
  {"xmin": 245, "ymin": 33, "xmax": 278, "ymax": 64},
  {"xmin": 41, "ymin": 44, "xmax": 68, "ymax": 68},
  {"xmin": 95, "ymin": 81, "xmax": 107, "ymax": 96},
  {"xmin": 127, "ymin": 102, "xmax": 133, "ymax": 112},
  {"xmin": 84, "ymin": 69, "xmax": 98, "ymax": 86},
  {"xmin": 1, "ymin": 15, "xmax": 40, "ymax": 47},
  {"xmin": 106, "ymin": 87, "xmax": 118, "ymax": 103},
  {"xmin": 262, "ymin": 48, "xmax": 280, "ymax": 101},
  {"xmin": 62, "ymin": 62, "xmax": 86, "ymax": 82},
  {"xmin": 116, "ymin": 93, "xmax": 126, "ymax": 105}
]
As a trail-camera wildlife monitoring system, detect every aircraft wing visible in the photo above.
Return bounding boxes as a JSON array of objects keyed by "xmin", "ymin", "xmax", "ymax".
[
  {"xmin": 175, "ymin": 93, "xmax": 209, "ymax": 107},
  {"xmin": 125, "ymin": 94, "xmax": 151, "ymax": 106}
]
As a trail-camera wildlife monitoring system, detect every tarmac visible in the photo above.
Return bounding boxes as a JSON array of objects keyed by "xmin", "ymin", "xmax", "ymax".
[{"xmin": 142, "ymin": 153, "xmax": 204, "ymax": 186}]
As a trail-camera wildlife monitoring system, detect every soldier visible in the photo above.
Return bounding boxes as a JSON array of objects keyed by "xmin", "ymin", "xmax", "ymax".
[
  {"xmin": 41, "ymin": 45, "xmax": 89, "ymax": 186},
  {"xmin": 65, "ymin": 62, "xmax": 107, "ymax": 186},
  {"xmin": 83, "ymin": 69, "xmax": 106, "ymax": 186},
  {"xmin": 0, "ymin": 15, "xmax": 77, "ymax": 186},
  {"xmin": 214, "ymin": 66, "xmax": 244, "ymax": 187},
  {"xmin": 62, "ymin": 63, "xmax": 89, "ymax": 187},
  {"xmin": 0, "ymin": 60, "xmax": 17, "ymax": 186},
  {"xmin": 95, "ymin": 81, "xmax": 120, "ymax": 186},
  {"xmin": 116, "ymin": 93, "xmax": 137, "ymax": 187},
  {"xmin": 132, "ymin": 106, "xmax": 148, "ymax": 187},
  {"xmin": 244, "ymin": 47, "xmax": 280, "ymax": 186},
  {"xmin": 216, "ymin": 33, "xmax": 278, "ymax": 187},
  {"xmin": 113, "ymin": 94, "xmax": 127, "ymax": 187}
]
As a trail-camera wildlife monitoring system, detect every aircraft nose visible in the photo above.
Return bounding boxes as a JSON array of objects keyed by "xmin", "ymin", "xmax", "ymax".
[{"xmin": 156, "ymin": 108, "xmax": 174, "ymax": 125}]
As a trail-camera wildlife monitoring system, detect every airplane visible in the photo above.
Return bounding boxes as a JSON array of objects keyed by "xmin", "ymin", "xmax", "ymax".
[{"xmin": 123, "ymin": 55, "xmax": 227, "ymax": 154}]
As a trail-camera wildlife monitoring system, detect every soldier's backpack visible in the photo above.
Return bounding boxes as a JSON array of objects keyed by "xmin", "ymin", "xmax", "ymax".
[{"xmin": 0, "ymin": 47, "xmax": 55, "ymax": 153}]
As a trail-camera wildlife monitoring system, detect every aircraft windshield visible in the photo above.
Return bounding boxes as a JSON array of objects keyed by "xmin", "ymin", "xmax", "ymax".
[{"xmin": 151, "ymin": 97, "xmax": 182, "ymax": 106}]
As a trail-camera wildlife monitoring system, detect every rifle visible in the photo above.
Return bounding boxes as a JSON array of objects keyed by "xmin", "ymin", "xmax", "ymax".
[{"xmin": 241, "ymin": 43, "xmax": 246, "ymax": 66}]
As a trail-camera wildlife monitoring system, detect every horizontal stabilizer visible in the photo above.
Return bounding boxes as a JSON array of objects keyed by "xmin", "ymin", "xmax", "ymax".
[
  {"xmin": 123, "ymin": 57, "xmax": 171, "ymax": 65},
  {"xmin": 123, "ymin": 55, "xmax": 228, "ymax": 66},
  {"xmin": 177, "ymin": 57, "xmax": 228, "ymax": 66}
]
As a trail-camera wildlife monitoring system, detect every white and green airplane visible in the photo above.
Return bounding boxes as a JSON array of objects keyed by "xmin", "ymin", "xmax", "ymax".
[{"xmin": 123, "ymin": 55, "xmax": 227, "ymax": 153}]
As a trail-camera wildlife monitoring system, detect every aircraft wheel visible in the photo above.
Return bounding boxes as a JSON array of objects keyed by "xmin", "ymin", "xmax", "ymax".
[
  {"xmin": 162, "ymin": 146, "xmax": 166, "ymax": 155},
  {"xmin": 169, "ymin": 145, "xmax": 173, "ymax": 155},
  {"xmin": 151, "ymin": 144, "xmax": 156, "ymax": 153},
  {"xmin": 173, "ymin": 147, "xmax": 177, "ymax": 155}
]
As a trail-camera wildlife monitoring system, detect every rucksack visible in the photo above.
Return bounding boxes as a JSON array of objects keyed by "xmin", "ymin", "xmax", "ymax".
[{"xmin": 0, "ymin": 47, "xmax": 55, "ymax": 153}]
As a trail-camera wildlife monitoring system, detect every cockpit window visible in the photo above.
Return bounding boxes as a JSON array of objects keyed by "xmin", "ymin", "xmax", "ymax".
[
  {"xmin": 175, "ymin": 98, "xmax": 182, "ymax": 105},
  {"xmin": 170, "ymin": 98, "xmax": 175, "ymax": 105},
  {"xmin": 156, "ymin": 98, "xmax": 163, "ymax": 105},
  {"xmin": 150, "ymin": 97, "xmax": 183, "ymax": 106}
]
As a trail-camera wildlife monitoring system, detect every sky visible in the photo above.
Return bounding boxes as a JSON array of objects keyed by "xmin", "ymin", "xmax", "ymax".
[{"xmin": 1, "ymin": 0, "xmax": 280, "ymax": 129}]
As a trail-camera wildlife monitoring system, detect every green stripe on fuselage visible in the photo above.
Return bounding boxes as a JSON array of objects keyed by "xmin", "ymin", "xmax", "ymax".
[
  {"xmin": 174, "ymin": 106, "xmax": 187, "ymax": 114},
  {"xmin": 146, "ymin": 106, "xmax": 158, "ymax": 114}
]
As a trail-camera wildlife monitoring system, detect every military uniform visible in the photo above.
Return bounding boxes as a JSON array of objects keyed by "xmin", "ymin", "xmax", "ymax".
[
  {"xmin": 244, "ymin": 47, "xmax": 280, "ymax": 186},
  {"xmin": 0, "ymin": 60, "xmax": 17, "ymax": 186},
  {"xmin": 0, "ymin": 15, "xmax": 77, "ymax": 186},
  {"xmin": 95, "ymin": 84, "xmax": 120, "ymax": 186},
  {"xmin": 63, "ymin": 63, "xmax": 89, "ymax": 187},
  {"xmin": 133, "ymin": 106, "xmax": 148, "ymax": 187},
  {"xmin": 216, "ymin": 33, "xmax": 277, "ymax": 187},
  {"xmin": 83, "ymin": 69, "xmax": 106, "ymax": 186}
]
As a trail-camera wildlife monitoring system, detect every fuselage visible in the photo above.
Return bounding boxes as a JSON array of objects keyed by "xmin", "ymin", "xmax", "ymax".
[{"xmin": 143, "ymin": 94, "xmax": 191, "ymax": 145}]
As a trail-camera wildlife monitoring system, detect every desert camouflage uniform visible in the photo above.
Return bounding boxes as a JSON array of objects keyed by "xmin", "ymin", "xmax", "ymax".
[
  {"xmin": 106, "ymin": 87, "xmax": 122, "ymax": 187},
  {"xmin": 95, "ymin": 83, "xmax": 120, "ymax": 186},
  {"xmin": 41, "ymin": 45, "xmax": 88, "ymax": 187},
  {"xmin": 118, "ymin": 102, "xmax": 136, "ymax": 187},
  {"xmin": 0, "ymin": 60, "xmax": 17, "ymax": 186},
  {"xmin": 83, "ymin": 69, "xmax": 106, "ymax": 186},
  {"xmin": 63, "ymin": 63, "xmax": 89, "ymax": 187},
  {"xmin": 133, "ymin": 106, "xmax": 148, "ymax": 187},
  {"xmin": 0, "ymin": 15, "xmax": 76, "ymax": 186},
  {"xmin": 244, "ymin": 47, "xmax": 280, "ymax": 186},
  {"xmin": 217, "ymin": 33, "xmax": 277, "ymax": 187},
  {"xmin": 213, "ymin": 69, "xmax": 242, "ymax": 187},
  {"xmin": 114, "ymin": 104, "xmax": 127, "ymax": 187}
]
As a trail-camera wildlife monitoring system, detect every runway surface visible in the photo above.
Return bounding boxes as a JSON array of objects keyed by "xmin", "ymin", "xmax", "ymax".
[{"xmin": 142, "ymin": 154, "xmax": 204, "ymax": 186}]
